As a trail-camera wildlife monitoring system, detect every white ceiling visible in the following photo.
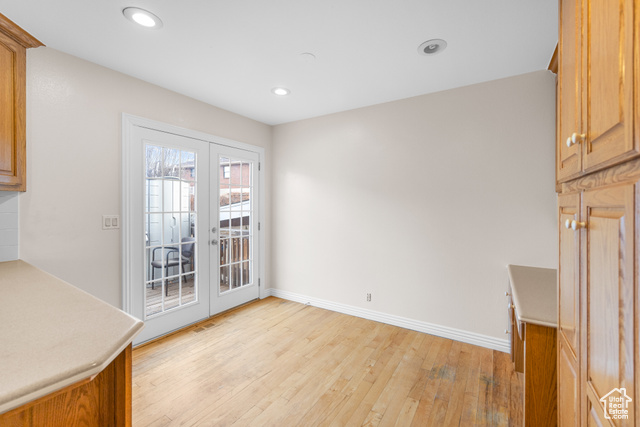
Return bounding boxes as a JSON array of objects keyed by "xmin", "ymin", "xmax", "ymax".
[{"xmin": 0, "ymin": 1, "xmax": 558, "ymax": 125}]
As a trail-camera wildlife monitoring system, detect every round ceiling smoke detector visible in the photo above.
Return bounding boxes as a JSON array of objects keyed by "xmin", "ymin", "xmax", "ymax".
[{"xmin": 418, "ymin": 39, "xmax": 447, "ymax": 56}]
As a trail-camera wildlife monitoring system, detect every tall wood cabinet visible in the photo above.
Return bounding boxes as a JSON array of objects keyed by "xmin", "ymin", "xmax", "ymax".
[
  {"xmin": 556, "ymin": 0, "xmax": 639, "ymax": 424},
  {"xmin": 0, "ymin": 13, "xmax": 42, "ymax": 192},
  {"xmin": 557, "ymin": 193, "xmax": 580, "ymax": 425}
]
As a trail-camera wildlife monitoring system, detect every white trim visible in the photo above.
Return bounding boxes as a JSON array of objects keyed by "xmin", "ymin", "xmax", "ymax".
[
  {"xmin": 121, "ymin": 116, "xmax": 134, "ymax": 313},
  {"xmin": 267, "ymin": 289, "xmax": 510, "ymax": 353},
  {"xmin": 122, "ymin": 114, "xmax": 262, "ymax": 154}
]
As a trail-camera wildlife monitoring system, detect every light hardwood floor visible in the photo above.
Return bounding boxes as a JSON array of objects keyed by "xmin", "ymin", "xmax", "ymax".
[{"xmin": 132, "ymin": 297, "xmax": 523, "ymax": 426}]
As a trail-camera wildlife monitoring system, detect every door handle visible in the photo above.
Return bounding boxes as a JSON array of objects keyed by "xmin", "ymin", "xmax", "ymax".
[{"xmin": 211, "ymin": 239, "xmax": 218, "ymax": 246}]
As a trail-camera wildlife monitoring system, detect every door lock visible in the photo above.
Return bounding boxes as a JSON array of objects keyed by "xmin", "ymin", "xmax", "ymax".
[{"xmin": 211, "ymin": 227, "xmax": 217, "ymax": 233}]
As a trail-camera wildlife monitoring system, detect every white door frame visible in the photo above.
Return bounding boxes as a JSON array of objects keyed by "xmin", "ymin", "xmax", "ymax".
[{"xmin": 122, "ymin": 113, "xmax": 266, "ymax": 332}]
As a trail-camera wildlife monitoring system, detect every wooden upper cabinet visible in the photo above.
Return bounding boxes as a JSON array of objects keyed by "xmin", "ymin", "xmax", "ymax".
[
  {"xmin": 557, "ymin": 0, "xmax": 638, "ymax": 185},
  {"xmin": 557, "ymin": 0, "xmax": 582, "ymax": 182},
  {"xmin": 582, "ymin": 0, "xmax": 637, "ymax": 172},
  {"xmin": 0, "ymin": 13, "xmax": 42, "ymax": 192}
]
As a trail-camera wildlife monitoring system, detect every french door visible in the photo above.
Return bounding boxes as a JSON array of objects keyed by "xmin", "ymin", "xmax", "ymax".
[
  {"xmin": 210, "ymin": 146, "xmax": 260, "ymax": 314},
  {"xmin": 124, "ymin": 121, "xmax": 261, "ymax": 344}
]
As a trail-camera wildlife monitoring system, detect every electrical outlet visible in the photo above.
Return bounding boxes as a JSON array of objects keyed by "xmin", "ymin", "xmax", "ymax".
[{"xmin": 366, "ymin": 293, "xmax": 372, "ymax": 302}]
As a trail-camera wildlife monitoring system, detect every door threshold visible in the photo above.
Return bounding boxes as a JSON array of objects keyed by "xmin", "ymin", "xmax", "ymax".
[{"xmin": 133, "ymin": 298, "xmax": 260, "ymax": 349}]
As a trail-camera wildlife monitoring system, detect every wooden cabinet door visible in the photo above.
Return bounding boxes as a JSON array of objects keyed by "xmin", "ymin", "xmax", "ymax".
[
  {"xmin": 0, "ymin": 31, "xmax": 26, "ymax": 191},
  {"xmin": 0, "ymin": 13, "xmax": 42, "ymax": 192},
  {"xmin": 557, "ymin": 0, "xmax": 582, "ymax": 182},
  {"xmin": 582, "ymin": 0, "xmax": 637, "ymax": 172},
  {"xmin": 581, "ymin": 183, "xmax": 635, "ymax": 422},
  {"xmin": 558, "ymin": 192, "xmax": 581, "ymax": 425},
  {"xmin": 558, "ymin": 337, "xmax": 579, "ymax": 427},
  {"xmin": 558, "ymin": 192, "xmax": 580, "ymax": 356}
]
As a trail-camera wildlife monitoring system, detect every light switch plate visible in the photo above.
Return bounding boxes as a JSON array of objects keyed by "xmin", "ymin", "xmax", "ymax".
[{"xmin": 102, "ymin": 215, "xmax": 120, "ymax": 230}]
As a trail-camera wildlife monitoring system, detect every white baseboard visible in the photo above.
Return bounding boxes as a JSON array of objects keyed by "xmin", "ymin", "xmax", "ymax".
[{"xmin": 264, "ymin": 288, "xmax": 510, "ymax": 353}]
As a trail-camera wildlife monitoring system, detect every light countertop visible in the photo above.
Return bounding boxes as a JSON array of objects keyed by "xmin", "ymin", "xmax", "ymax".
[
  {"xmin": 507, "ymin": 264, "xmax": 557, "ymax": 328},
  {"xmin": 0, "ymin": 260, "xmax": 144, "ymax": 414}
]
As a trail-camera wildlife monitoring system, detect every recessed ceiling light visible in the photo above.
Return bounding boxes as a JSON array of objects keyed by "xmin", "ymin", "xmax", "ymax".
[
  {"xmin": 271, "ymin": 87, "xmax": 290, "ymax": 96},
  {"xmin": 418, "ymin": 39, "xmax": 447, "ymax": 56},
  {"xmin": 123, "ymin": 7, "xmax": 163, "ymax": 29},
  {"xmin": 299, "ymin": 52, "xmax": 317, "ymax": 63}
]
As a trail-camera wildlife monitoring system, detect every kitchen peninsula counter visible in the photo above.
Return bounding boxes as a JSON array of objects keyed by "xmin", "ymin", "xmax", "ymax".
[
  {"xmin": 506, "ymin": 264, "xmax": 557, "ymax": 426},
  {"xmin": 0, "ymin": 260, "xmax": 143, "ymax": 424},
  {"xmin": 507, "ymin": 264, "xmax": 557, "ymax": 329}
]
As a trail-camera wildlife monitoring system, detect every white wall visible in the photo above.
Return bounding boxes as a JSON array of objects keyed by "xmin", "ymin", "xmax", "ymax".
[
  {"xmin": 19, "ymin": 46, "xmax": 555, "ymax": 345},
  {"xmin": 0, "ymin": 192, "xmax": 19, "ymax": 261},
  {"xmin": 21, "ymin": 47, "xmax": 272, "ymax": 307},
  {"xmin": 271, "ymin": 70, "xmax": 557, "ymax": 341}
]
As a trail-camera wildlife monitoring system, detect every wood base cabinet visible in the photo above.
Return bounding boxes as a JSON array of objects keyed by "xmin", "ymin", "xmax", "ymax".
[
  {"xmin": 0, "ymin": 345, "xmax": 133, "ymax": 426},
  {"xmin": 524, "ymin": 324, "xmax": 557, "ymax": 426},
  {"xmin": 558, "ymin": 336, "xmax": 579, "ymax": 427},
  {"xmin": 559, "ymin": 183, "xmax": 636, "ymax": 424},
  {"xmin": 558, "ymin": 169, "xmax": 640, "ymax": 425},
  {"xmin": 582, "ymin": 184, "xmax": 635, "ymax": 424},
  {"xmin": 507, "ymin": 266, "xmax": 558, "ymax": 426}
]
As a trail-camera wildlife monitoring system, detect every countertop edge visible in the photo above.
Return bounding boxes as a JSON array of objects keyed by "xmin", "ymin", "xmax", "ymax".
[
  {"xmin": 514, "ymin": 313, "xmax": 557, "ymax": 329},
  {"xmin": 0, "ymin": 260, "xmax": 145, "ymax": 415},
  {"xmin": 0, "ymin": 321, "xmax": 143, "ymax": 415},
  {"xmin": 507, "ymin": 264, "xmax": 558, "ymax": 328}
]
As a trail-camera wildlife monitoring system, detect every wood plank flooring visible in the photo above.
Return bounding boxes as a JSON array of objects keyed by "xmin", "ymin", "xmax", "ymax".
[{"xmin": 132, "ymin": 297, "xmax": 523, "ymax": 426}]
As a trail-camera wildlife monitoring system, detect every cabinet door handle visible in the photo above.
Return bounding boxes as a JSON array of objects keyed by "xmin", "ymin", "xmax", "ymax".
[
  {"xmin": 572, "ymin": 132, "xmax": 586, "ymax": 145},
  {"xmin": 566, "ymin": 132, "xmax": 586, "ymax": 147},
  {"xmin": 564, "ymin": 219, "xmax": 572, "ymax": 229},
  {"xmin": 566, "ymin": 136, "xmax": 574, "ymax": 148},
  {"xmin": 571, "ymin": 220, "xmax": 587, "ymax": 230}
]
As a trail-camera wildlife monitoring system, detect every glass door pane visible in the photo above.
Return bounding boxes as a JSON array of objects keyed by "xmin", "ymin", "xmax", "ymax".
[
  {"xmin": 144, "ymin": 145, "xmax": 198, "ymax": 317},
  {"xmin": 218, "ymin": 157, "xmax": 253, "ymax": 293}
]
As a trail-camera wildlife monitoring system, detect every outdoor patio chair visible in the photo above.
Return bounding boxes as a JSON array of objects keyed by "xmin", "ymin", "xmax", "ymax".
[{"xmin": 150, "ymin": 237, "xmax": 195, "ymax": 296}]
